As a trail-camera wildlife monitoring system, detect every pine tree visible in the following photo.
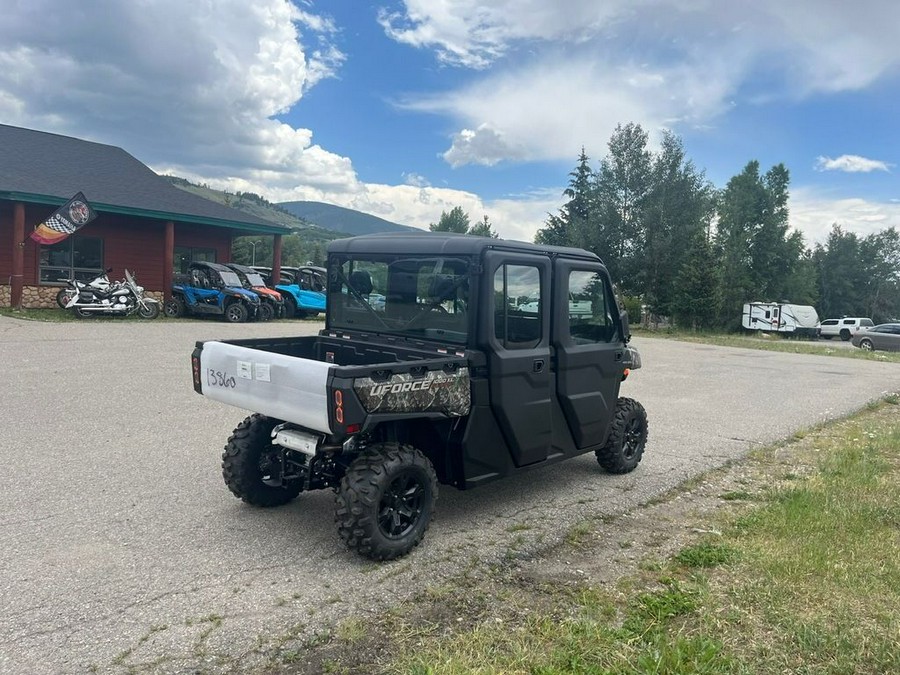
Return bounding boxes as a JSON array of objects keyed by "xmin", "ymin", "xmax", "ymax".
[
  {"xmin": 429, "ymin": 206, "xmax": 470, "ymax": 233},
  {"xmin": 469, "ymin": 214, "xmax": 499, "ymax": 238}
]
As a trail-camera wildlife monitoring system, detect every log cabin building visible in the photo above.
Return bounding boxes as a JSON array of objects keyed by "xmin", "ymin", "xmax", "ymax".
[{"xmin": 0, "ymin": 124, "xmax": 289, "ymax": 308}]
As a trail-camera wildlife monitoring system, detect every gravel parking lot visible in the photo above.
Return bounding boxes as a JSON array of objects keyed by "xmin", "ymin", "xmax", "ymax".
[{"xmin": 2, "ymin": 316, "xmax": 899, "ymax": 674}]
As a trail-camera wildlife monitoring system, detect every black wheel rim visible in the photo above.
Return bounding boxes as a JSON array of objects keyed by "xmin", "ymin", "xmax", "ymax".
[
  {"xmin": 622, "ymin": 416, "xmax": 643, "ymax": 460},
  {"xmin": 378, "ymin": 470, "xmax": 426, "ymax": 539},
  {"xmin": 227, "ymin": 305, "xmax": 243, "ymax": 322}
]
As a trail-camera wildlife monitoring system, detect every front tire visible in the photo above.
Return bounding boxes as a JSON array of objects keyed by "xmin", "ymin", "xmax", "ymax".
[
  {"xmin": 596, "ymin": 398, "xmax": 648, "ymax": 474},
  {"xmin": 336, "ymin": 443, "xmax": 438, "ymax": 561},
  {"xmin": 225, "ymin": 302, "xmax": 248, "ymax": 323},
  {"xmin": 257, "ymin": 302, "xmax": 275, "ymax": 322},
  {"xmin": 222, "ymin": 414, "xmax": 303, "ymax": 507},
  {"xmin": 164, "ymin": 297, "xmax": 186, "ymax": 318},
  {"xmin": 859, "ymin": 338, "xmax": 874, "ymax": 351},
  {"xmin": 137, "ymin": 301, "xmax": 160, "ymax": 320},
  {"xmin": 840, "ymin": 329, "xmax": 851, "ymax": 341}
]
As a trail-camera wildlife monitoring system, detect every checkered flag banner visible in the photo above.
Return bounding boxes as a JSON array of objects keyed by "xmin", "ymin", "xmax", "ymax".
[{"xmin": 29, "ymin": 192, "xmax": 98, "ymax": 245}]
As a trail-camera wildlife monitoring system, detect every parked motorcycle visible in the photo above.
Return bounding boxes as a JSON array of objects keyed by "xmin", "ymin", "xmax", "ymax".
[
  {"xmin": 56, "ymin": 269, "xmax": 113, "ymax": 309},
  {"xmin": 65, "ymin": 269, "xmax": 160, "ymax": 319}
]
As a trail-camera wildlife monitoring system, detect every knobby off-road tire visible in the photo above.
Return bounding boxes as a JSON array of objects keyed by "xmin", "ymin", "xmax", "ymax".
[
  {"xmin": 596, "ymin": 397, "xmax": 648, "ymax": 474},
  {"xmin": 336, "ymin": 443, "xmax": 438, "ymax": 561},
  {"xmin": 225, "ymin": 301, "xmax": 248, "ymax": 323},
  {"xmin": 257, "ymin": 302, "xmax": 275, "ymax": 322},
  {"xmin": 164, "ymin": 297, "xmax": 185, "ymax": 318},
  {"xmin": 222, "ymin": 414, "xmax": 302, "ymax": 507}
]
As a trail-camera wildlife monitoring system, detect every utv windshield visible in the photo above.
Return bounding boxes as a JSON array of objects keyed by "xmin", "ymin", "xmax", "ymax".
[
  {"xmin": 328, "ymin": 254, "xmax": 470, "ymax": 345},
  {"xmin": 218, "ymin": 270, "xmax": 244, "ymax": 288},
  {"xmin": 243, "ymin": 272, "xmax": 267, "ymax": 287}
]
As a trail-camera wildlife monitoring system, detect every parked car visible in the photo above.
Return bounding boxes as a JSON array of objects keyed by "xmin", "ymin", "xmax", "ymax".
[
  {"xmin": 817, "ymin": 317, "xmax": 874, "ymax": 341},
  {"xmin": 850, "ymin": 323, "xmax": 900, "ymax": 351},
  {"xmin": 166, "ymin": 261, "xmax": 260, "ymax": 323},
  {"xmin": 225, "ymin": 263, "xmax": 284, "ymax": 321}
]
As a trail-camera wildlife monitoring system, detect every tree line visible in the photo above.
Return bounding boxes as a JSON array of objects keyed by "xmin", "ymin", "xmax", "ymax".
[{"xmin": 533, "ymin": 123, "xmax": 900, "ymax": 328}]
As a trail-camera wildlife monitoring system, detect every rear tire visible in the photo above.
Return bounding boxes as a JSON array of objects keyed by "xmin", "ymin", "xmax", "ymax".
[
  {"xmin": 283, "ymin": 296, "xmax": 298, "ymax": 319},
  {"xmin": 335, "ymin": 443, "xmax": 438, "ymax": 561},
  {"xmin": 56, "ymin": 288, "xmax": 74, "ymax": 309},
  {"xmin": 222, "ymin": 414, "xmax": 303, "ymax": 507},
  {"xmin": 596, "ymin": 398, "xmax": 648, "ymax": 474}
]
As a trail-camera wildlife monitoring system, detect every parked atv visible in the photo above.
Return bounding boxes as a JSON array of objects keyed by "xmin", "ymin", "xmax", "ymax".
[
  {"xmin": 251, "ymin": 265, "xmax": 326, "ymax": 319},
  {"xmin": 192, "ymin": 233, "xmax": 647, "ymax": 560},
  {"xmin": 225, "ymin": 263, "xmax": 284, "ymax": 321},
  {"xmin": 165, "ymin": 261, "xmax": 260, "ymax": 323}
]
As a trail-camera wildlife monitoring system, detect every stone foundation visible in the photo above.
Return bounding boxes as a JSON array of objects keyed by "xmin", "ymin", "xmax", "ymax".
[{"xmin": 0, "ymin": 285, "xmax": 163, "ymax": 309}]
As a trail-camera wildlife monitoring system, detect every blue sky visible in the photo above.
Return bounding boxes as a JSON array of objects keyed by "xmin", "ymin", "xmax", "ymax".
[{"xmin": 1, "ymin": 0, "xmax": 898, "ymax": 244}]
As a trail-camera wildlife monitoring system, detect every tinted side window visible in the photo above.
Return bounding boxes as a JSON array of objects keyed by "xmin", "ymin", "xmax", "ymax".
[
  {"xmin": 568, "ymin": 270, "xmax": 616, "ymax": 344},
  {"xmin": 823, "ymin": 320, "xmax": 838, "ymax": 326},
  {"xmin": 842, "ymin": 319, "xmax": 855, "ymax": 325},
  {"xmin": 494, "ymin": 264, "xmax": 541, "ymax": 349}
]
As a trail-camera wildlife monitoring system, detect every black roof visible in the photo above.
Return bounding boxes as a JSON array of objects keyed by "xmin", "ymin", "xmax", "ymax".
[
  {"xmin": 0, "ymin": 124, "xmax": 288, "ymax": 234},
  {"xmin": 225, "ymin": 262, "xmax": 262, "ymax": 275},
  {"xmin": 327, "ymin": 231, "xmax": 600, "ymax": 262},
  {"xmin": 190, "ymin": 261, "xmax": 237, "ymax": 273}
]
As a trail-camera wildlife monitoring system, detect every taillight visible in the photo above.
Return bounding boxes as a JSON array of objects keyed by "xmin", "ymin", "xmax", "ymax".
[
  {"xmin": 334, "ymin": 390, "xmax": 344, "ymax": 424},
  {"xmin": 191, "ymin": 355, "xmax": 202, "ymax": 392}
]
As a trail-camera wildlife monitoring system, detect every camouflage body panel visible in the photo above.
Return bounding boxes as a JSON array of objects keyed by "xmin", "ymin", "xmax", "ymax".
[{"xmin": 353, "ymin": 367, "xmax": 471, "ymax": 416}]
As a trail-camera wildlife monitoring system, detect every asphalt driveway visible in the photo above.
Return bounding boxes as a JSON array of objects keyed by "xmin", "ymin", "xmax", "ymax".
[{"xmin": 1, "ymin": 316, "xmax": 898, "ymax": 674}]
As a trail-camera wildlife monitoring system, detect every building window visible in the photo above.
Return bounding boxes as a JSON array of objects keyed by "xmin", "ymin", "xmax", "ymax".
[
  {"xmin": 39, "ymin": 236, "xmax": 104, "ymax": 284},
  {"xmin": 174, "ymin": 246, "xmax": 216, "ymax": 274},
  {"xmin": 494, "ymin": 264, "xmax": 542, "ymax": 349}
]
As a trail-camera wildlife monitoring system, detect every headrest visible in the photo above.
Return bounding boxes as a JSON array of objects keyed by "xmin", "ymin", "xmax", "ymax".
[
  {"xmin": 349, "ymin": 270, "xmax": 373, "ymax": 295},
  {"xmin": 428, "ymin": 274, "xmax": 458, "ymax": 300}
]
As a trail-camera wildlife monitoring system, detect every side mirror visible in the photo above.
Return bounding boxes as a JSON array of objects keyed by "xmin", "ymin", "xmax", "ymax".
[{"xmin": 620, "ymin": 309, "xmax": 631, "ymax": 343}]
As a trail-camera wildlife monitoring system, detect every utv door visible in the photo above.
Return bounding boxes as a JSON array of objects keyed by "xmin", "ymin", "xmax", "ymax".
[
  {"xmin": 553, "ymin": 260, "xmax": 623, "ymax": 449},
  {"xmin": 484, "ymin": 252, "xmax": 552, "ymax": 466}
]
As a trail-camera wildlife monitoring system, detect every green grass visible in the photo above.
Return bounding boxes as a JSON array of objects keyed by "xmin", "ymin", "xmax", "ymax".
[{"xmin": 378, "ymin": 402, "xmax": 900, "ymax": 674}]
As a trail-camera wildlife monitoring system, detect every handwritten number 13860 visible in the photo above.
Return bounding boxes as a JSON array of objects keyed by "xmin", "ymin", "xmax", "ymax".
[{"xmin": 207, "ymin": 369, "xmax": 236, "ymax": 388}]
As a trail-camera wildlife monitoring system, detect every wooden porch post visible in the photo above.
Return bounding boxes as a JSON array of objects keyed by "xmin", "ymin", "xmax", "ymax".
[
  {"xmin": 272, "ymin": 234, "xmax": 283, "ymax": 285},
  {"xmin": 163, "ymin": 220, "xmax": 174, "ymax": 301},
  {"xmin": 11, "ymin": 202, "xmax": 25, "ymax": 308}
]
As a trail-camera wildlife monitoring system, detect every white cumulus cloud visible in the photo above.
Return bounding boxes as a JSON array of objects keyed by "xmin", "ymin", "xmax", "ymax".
[
  {"xmin": 814, "ymin": 155, "xmax": 892, "ymax": 173},
  {"xmin": 0, "ymin": 0, "xmax": 350, "ymax": 190},
  {"xmin": 384, "ymin": 0, "xmax": 900, "ymax": 166}
]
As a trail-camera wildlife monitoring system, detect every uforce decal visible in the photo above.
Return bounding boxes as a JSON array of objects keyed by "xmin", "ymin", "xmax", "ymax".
[
  {"xmin": 354, "ymin": 367, "xmax": 470, "ymax": 416},
  {"xmin": 370, "ymin": 380, "xmax": 432, "ymax": 396}
]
